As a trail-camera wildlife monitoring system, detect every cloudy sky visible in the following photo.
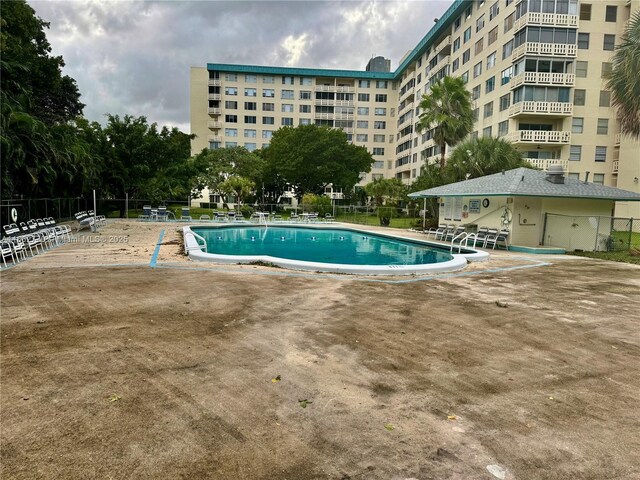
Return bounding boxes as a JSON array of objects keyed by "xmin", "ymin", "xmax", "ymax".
[{"xmin": 30, "ymin": 0, "xmax": 450, "ymax": 133}]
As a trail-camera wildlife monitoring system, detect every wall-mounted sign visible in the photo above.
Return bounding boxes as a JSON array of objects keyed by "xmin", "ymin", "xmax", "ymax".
[
  {"xmin": 482, "ymin": 198, "xmax": 490, "ymax": 208},
  {"xmin": 468, "ymin": 199, "xmax": 481, "ymax": 214}
]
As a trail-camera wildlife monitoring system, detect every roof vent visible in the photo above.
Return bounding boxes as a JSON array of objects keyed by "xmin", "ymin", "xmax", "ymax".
[{"xmin": 545, "ymin": 164, "xmax": 565, "ymax": 184}]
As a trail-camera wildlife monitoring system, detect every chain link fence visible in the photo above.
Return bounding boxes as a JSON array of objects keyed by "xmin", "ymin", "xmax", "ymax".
[{"xmin": 543, "ymin": 214, "xmax": 638, "ymax": 252}]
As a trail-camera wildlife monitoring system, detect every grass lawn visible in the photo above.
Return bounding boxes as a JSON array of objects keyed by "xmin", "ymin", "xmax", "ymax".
[{"xmin": 569, "ymin": 250, "xmax": 640, "ymax": 265}]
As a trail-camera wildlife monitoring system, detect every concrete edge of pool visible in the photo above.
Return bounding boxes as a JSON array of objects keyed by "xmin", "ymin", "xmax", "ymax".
[{"xmin": 181, "ymin": 224, "xmax": 489, "ymax": 275}]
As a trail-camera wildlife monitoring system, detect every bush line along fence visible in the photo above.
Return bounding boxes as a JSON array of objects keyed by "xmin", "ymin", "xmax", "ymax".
[{"xmin": 1, "ymin": 198, "xmax": 426, "ymax": 231}]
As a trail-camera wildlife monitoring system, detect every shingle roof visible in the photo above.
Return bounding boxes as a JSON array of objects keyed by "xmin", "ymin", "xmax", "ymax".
[{"xmin": 408, "ymin": 168, "xmax": 640, "ymax": 201}]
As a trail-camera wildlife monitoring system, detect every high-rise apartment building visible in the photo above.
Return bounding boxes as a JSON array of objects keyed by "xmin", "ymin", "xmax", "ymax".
[{"xmin": 190, "ymin": 0, "xmax": 639, "ymax": 217}]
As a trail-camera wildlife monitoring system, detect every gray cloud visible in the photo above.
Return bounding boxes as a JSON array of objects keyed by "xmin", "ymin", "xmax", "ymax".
[{"xmin": 30, "ymin": 0, "xmax": 449, "ymax": 132}]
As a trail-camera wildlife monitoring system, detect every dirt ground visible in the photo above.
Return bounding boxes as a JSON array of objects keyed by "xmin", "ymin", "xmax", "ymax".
[{"xmin": 1, "ymin": 220, "xmax": 639, "ymax": 479}]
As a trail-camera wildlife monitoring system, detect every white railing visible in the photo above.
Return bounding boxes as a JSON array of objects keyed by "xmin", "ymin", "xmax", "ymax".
[
  {"xmin": 207, "ymin": 79, "xmax": 221, "ymax": 86},
  {"xmin": 506, "ymin": 130, "xmax": 571, "ymax": 144},
  {"xmin": 207, "ymin": 135, "xmax": 223, "ymax": 142},
  {"xmin": 336, "ymin": 86, "xmax": 355, "ymax": 93},
  {"xmin": 208, "ymin": 93, "xmax": 221, "ymax": 100},
  {"xmin": 400, "ymin": 87, "xmax": 415, "ymax": 102},
  {"xmin": 207, "ymin": 121, "xmax": 222, "ymax": 129},
  {"xmin": 314, "ymin": 112, "xmax": 334, "ymax": 120},
  {"xmin": 615, "ymin": 133, "xmax": 621, "ymax": 145},
  {"xmin": 511, "ymin": 71, "xmax": 575, "ymax": 87},
  {"xmin": 334, "ymin": 100, "xmax": 355, "ymax": 107},
  {"xmin": 334, "ymin": 113, "xmax": 354, "ymax": 120},
  {"xmin": 523, "ymin": 158, "xmax": 568, "ymax": 170},
  {"xmin": 509, "ymin": 101, "xmax": 573, "ymax": 117},
  {"xmin": 315, "ymin": 99, "xmax": 334, "ymax": 106},
  {"xmin": 207, "ymin": 107, "xmax": 221, "ymax": 115},
  {"xmin": 612, "ymin": 160, "xmax": 619, "ymax": 173},
  {"xmin": 315, "ymin": 85, "xmax": 335, "ymax": 92},
  {"xmin": 435, "ymin": 35, "xmax": 451, "ymax": 53},
  {"xmin": 513, "ymin": 42, "xmax": 577, "ymax": 60},
  {"xmin": 514, "ymin": 12, "xmax": 578, "ymax": 30}
]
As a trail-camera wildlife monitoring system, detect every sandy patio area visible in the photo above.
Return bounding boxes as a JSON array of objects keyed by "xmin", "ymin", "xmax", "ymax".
[{"xmin": 1, "ymin": 219, "xmax": 639, "ymax": 479}]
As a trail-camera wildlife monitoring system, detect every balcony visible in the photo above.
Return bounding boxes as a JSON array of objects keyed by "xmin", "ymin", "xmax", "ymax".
[
  {"xmin": 511, "ymin": 71, "xmax": 575, "ymax": 88},
  {"xmin": 207, "ymin": 121, "xmax": 222, "ymax": 129},
  {"xmin": 612, "ymin": 160, "xmax": 619, "ymax": 174},
  {"xmin": 400, "ymin": 88, "xmax": 415, "ymax": 103},
  {"xmin": 512, "ymin": 42, "xmax": 577, "ymax": 60},
  {"xmin": 509, "ymin": 101, "xmax": 573, "ymax": 117},
  {"xmin": 334, "ymin": 113, "xmax": 354, "ymax": 120},
  {"xmin": 208, "ymin": 93, "xmax": 221, "ymax": 100},
  {"xmin": 207, "ymin": 107, "xmax": 221, "ymax": 115},
  {"xmin": 207, "ymin": 135, "xmax": 222, "ymax": 143},
  {"xmin": 506, "ymin": 130, "xmax": 571, "ymax": 144},
  {"xmin": 314, "ymin": 112, "xmax": 334, "ymax": 120},
  {"xmin": 315, "ymin": 85, "xmax": 354, "ymax": 93},
  {"xmin": 523, "ymin": 158, "xmax": 568, "ymax": 171},
  {"xmin": 434, "ymin": 35, "xmax": 451, "ymax": 54},
  {"xmin": 513, "ymin": 12, "xmax": 578, "ymax": 30},
  {"xmin": 208, "ymin": 79, "xmax": 221, "ymax": 86},
  {"xmin": 615, "ymin": 133, "xmax": 621, "ymax": 146},
  {"xmin": 334, "ymin": 100, "xmax": 355, "ymax": 107},
  {"xmin": 315, "ymin": 99, "xmax": 335, "ymax": 106}
]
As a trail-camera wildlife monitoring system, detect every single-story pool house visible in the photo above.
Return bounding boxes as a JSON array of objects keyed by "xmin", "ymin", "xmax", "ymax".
[{"xmin": 408, "ymin": 167, "xmax": 640, "ymax": 253}]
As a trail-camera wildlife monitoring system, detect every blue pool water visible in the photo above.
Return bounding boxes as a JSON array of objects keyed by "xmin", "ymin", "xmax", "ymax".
[{"xmin": 191, "ymin": 226, "xmax": 453, "ymax": 266}]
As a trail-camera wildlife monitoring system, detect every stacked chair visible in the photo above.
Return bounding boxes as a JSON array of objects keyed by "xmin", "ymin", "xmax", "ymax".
[{"xmin": 1, "ymin": 217, "xmax": 72, "ymax": 268}]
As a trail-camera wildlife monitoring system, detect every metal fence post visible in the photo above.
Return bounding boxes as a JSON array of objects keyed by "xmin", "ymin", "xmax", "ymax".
[
  {"xmin": 628, "ymin": 218, "xmax": 633, "ymax": 250},
  {"xmin": 542, "ymin": 213, "xmax": 548, "ymax": 246},
  {"xmin": 594, "ymin": 216, "xmax": 600, "ymax": 251}
]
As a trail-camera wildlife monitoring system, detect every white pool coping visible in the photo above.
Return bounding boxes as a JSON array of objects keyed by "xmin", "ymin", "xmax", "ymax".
[{"xmin": 182, "ymin": 224, "xmax": 488, "ymax": 276}]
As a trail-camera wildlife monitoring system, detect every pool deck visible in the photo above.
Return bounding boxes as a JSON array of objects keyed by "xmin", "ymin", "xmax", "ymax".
[{"xmin": 2, "ymin": 219, "xmax": 639, "ymax": 479}]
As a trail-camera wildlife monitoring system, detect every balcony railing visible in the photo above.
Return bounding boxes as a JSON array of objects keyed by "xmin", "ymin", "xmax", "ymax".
[
  {"xmin": 208, "ymin": 79, "xmax": 221, "ymax": 86},
  {"xmin": 207, "ymin": 107, "xmax": 221, "ymax": 115},
  {"xmin": 207, "ymin": 121, "xmax": 222, "ymax": 129},
  {"xmin": 523, "ymin": 158, "xmax": 568, "ymax": 171},
  {"xmin": 506, "ymin": 130, "xmax": 571, "ymax": 144},
  {"xmin": 513, "ymin": 12, "xmax": 579, "ymax": 30},
  {"xmin": 334, "ymin": 113, "xmax": 354, "ymax": 120},
  {"xmin": 509, "ymin": 101, "xmax": 573, "ymax": 117},
  {"xmin": 315, "ymin": 85, "xmax": 355, "ymax": 93},
  {"xmin": 208, "ymin": 93, "xmax": 221, "ymax": 100},
  {"xmin": 207, "ymin": 135, "xmax": 222, "ymax": 143},
  {"xmin": 334, "ymin": 100, "xmax": 355, "ymax": 107},
  {"xmin": 612, "ymin": 160, "xmax": 619, "ymax": 173},
  {"xmin": 314, "ymin": 112, "xmax": 334, "ymax": 120},
  {"xmin": 435, "ymin": 35, "xmax": 451, "ymax": 54},
  {"xmin": 315, "ymin": 99, "xmax": 334, "ymax": 106},
  {"xmin": 615, "ymin": 133, "xmax": 621, "ymax": 146},
  {"xmin": 512, "ymin": 42, "xmax": 577, "ymax": 60},
  {"xmin": 511, "ymin": 71, "xmax": 575, "ymax": 88}
]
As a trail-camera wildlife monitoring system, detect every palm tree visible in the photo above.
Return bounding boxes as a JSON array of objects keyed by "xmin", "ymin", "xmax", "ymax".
[
  {"xmin": 604, "ymin": 10, "xmax": 640, "ymax": 138},
  {"xmin": 417, "ymin": 76, "xmax": 474, "ymax": 168}
]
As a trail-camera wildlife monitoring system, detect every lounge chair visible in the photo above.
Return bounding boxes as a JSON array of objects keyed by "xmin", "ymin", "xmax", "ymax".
[
  {"xmin": 199, "ymin": 214, "xmax": 211, "ymax": 221},
  {"xmin": 139, "ymin": 205, "xmax": 152, "ymax": 221},
  {"xmin": 181, "ymin": 207, "xmax": 192, "ymax": 221},
  {"xmin": 75, "ymin": 212, "xmax": 96, "ymax": 232},
  {"xmin": 324, "ymin": 213, "xmax": 334, "ymax": 222},
  {"xmin": 1, "ymin": 240, "xmax": 17, "ymax": 267},
  {"xmin": 485, "ymin": 229, "xmax": 510, "ymax": 250}
]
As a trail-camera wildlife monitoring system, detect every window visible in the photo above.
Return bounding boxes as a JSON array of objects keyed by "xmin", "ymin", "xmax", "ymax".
[
  {"xmin": 245, "ymin": 74, "xmax": 257, "ymax": 83},
  {"xmin": 357, "ymin": 107, "xmax": 369, "ymax": 115},
  {"xmin": 463, "ymin": 27, "xmax": 471, "ymax": 43},
  {"xmin": 281, "ymin": 90, "xmax": 294, "ymax": 100},
  {"xmin": 244, "ymin": 88, "xmax": 257, "ymax": 97},
  {"xmin": 225, "ymin": 114, "xmax": 237, "ymax": 123},
  {"xmin": 579, "ymin": 3, "xmax": 591, "ymax": 20},
  {"xmin": 499, "ymin": 93, "xmax": 510, "ymax": 111},
  {"xmin": 225, "ymin": 128, "xmax": 237, "ymax": 137},
  {"xmin": 498, "ymin": 120, "xmax": 509, "ymax": 137},
  {"xmin": 501, "ymin": 66, "xmax": 513, "ymax": 85},
  {"xmin": 244, "ymin": 102, "xmax": 257, "ymax": 110},
  {"xmin": 244, "ymin": 115, "xmax": 256, "ymax": 124},
  {"xmin": 356, "ymin": 133, "xmax": 368, "ymax": 142},
  {"xmin": 605, "ymin": 5, "xmax": 617, "ymax": 22},
  {"xmin": 571, "ymin": 117, "xmax": 584, "ymax": 133},
  {"xmin": 473, "ymin": 107, "xmax": 479, "ymax": 121},
  {"xmin": 262, "ymin": 116, "xmax": 274, "ymax": 125},
  {"xmin": 454, "ymin": 16, "xmax": 461, "ymax": 31},
  {"xmin": 263, "ymin": 76, "xmax": 275, "ymax": 84},
  {"xmin": 473, "ymin": 62, "xmax": 483, "ymax": 78},
  {"xmin": 262, "ymin": 130, "xmax": 273, "ymax": 139},
  {"xmin": 225, "ymin": 87, "xmax": 238, "ymax": 96},
  {"xmin": 489, "ymin": 2, "xmax": 499, "ymax": 20},
  {"xmin": 281, "ymin": 118, "xmax": 293, "ymax": 126},
  {"xmin": 569, "ymin": 145, "xmax": 582, "ymax": 161},
  {"xmin": 299, "ymin": 104, "xmax": 311, "ymax": 113},
  {"xmin": 244, "ymin": 129, "xmax": 256, "ymax": 138},
  {"xmin": 488, "ymin": 28, "xmax": 498, "ymax": 48},
  {"xmin": 225, "ymin": 101, "xmax": 237, "ymax": 109},
  {"xmin": 575, "ymin": 61, "xmax": 588, "ymax": 78},
  {"xmin": 578, "ymin": 33, "xmax": 590, "ymax": 49},
  {"xmin": 374, "ymin": 108, "xmax": 386, "ymax": 116},
  {"xmin": 453, "ymin": 37, "xmax": 461, "ymax": 52},
  {"xmin": 299, "ymin": 91, "xmax": 312, "ymax": 100},
  {"xmin": 483, "ymin": 126, "xmax": 492, "ymax": 137},
  {"xmin": 599, "ymin": 90, "xmax": 611, "ymax": 107},
  {"xmin": 476, "ymin": 14, "xmax": 485, "ymax": 33},
  {"xmin": 376, "ymin": 81, "xmax": 388, "ymax": 89},
  {"xmin": 484, "ymin": 101, "xmax": 494, "ymax": 118},
  {"xmin": 464, "ymin": 4, "xmax": 473, "ymax": 20},
  {"xmin": 300, "ymin": 77, "xmax": 312, "ymax": 86},
  {"xmin": 601, "ymin": 62, "xmax": 613, "ymax": 77},
  {"xmin": 568, "ymin": 172, "xmax": 580, "ymax": 180},
  {"xmin": 225, "ymin": 142, "xmax": 237, "ymax": 148},
  {"xmin": 358, "ymin": 80, "xmax": 370, "ymax": 88},
  {"xmin": 603, "ymin": 34, "xmax": 615, "ymax": 51},
  {"xmin": 374, "ymin": 121, "xmax": 386, "ymax": 129},
  {"xmin": 502, "ymin": 40, "xmax": 514, "ymax": 59},
  {"xmin": 595, "ymin": 146, "xmax": 607, "ymax": 162},
  {"xmin": 592, "ymin": 174, "xmax": 605, "ymax": 185},
  {"xmin": 357, "ymin": 120, "xmax": 369, "ymax": 129},
  {"xmin": 262, "ymin": 89, "xmax": 275, "ymax": 98},
  {"xmin": 245, "ymin": 143, "xmax": 257, "ymax": 151},
  {"xmin": 487, "ymin": 51, "xmax": 496, "ymax": 69},
  {"xmin": 281, "ymin": 104, "xmax": 294, "ymax": 113},
  {"xmin": 504, "ymin": 13, "xmax": 514, "ymax": 33},
  {"xmin": 375, "ymin": 94, "xmax": 387, "ymax": 102},
  {"xmin": 262, "ymin": 102, "xmax": 274, "ymax": 111},
  {"xmin": 486, "ymin": 76, "xmax": 495, "ymax": 93},
  {"xmin": 597, "ymin": 118, "xmax": 609, "ymax": 135},
  {"xmin": 452, "ymin": 58, "xmax": 460, "ymax": 72},
  {"xmin": 282, "ymin": 76, "xmax": 294, "ymax": 85},
  {"xmin": 475, "ymin": 38, "xmax": 484, "ymax": 55},
  {"xmin": 472, "ymin": 85, "xmax": 481, "ymax": 100},
  {"xmin": 225, "ymin": 73, "xmax": 237, "ymax": 82},
  {"xmin": 358, "ymin": 93, "xmax": 370, "ymax": 102},
  {"xmin": 299, "ymin": 118, "xmax": 311, "ymax": 125},
  {"xmin": 373, "ymin": 134, "xmax": 385, "ymax": 142},
  {"xmin": 574, "ymin": 89, "xmax": 586, "ymax": 106},
  {"xmin": 461, "ymin": 71, "xmax": 469, "ymax": 84},
  {"xmin": 372, "ymin": 147, "xmax": 385, "ymax": 155},
  {"xmin": 462, "ymin": 49, "xmax": 471, "ymax": 64}
]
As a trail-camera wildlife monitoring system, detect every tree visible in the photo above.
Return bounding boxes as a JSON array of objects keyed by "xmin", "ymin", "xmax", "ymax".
[
  {"xmin": 604, "ymin": 10, "xmax": 640, "ymax": 138},
  {"xmin": 417, "ymin": 76, "xmax": 474, "ymax": 168},
  {"xmin": 219, "ymin": 175, "xmax": 255, "ymax": 212},
  {"xmin": 265, "ymin": 124, "xmax": 374, "ymax": 198},
  {"xmin": 364, "ymin": 177, "xmax": 406, "ymax": 226}
]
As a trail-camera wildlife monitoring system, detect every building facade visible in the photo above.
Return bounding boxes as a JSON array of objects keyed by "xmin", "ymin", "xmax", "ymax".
[{"xmin": 190, "ymin": 0, "xmax": 639, "ymax": 217}]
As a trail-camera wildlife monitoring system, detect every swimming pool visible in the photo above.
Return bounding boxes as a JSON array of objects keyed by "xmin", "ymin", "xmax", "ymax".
[{"xmin": 183, "ymin": 225, "xmax": 488, "ymax": 275}]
